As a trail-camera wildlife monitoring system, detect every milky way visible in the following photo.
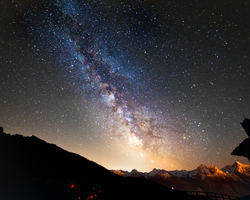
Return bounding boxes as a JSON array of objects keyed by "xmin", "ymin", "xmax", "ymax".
[
  {"xmin": 1, "ymin": 0, "xmax": 250, "ymax": 171},
  {"xmin": 49, "ymin": 0, "xmax": 188, "ymax": 159}
]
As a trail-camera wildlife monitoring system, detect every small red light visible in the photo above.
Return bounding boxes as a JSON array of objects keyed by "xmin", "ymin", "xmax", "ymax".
[{"xmin": 87, "ymin": 195, "xmax": 94, "ymax": 200}]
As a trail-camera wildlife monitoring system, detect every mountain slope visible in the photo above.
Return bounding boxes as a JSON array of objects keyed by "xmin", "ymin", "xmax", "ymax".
[{"xmin": 0, "ymin": 131, "xmax": 187, "ymax": 200}]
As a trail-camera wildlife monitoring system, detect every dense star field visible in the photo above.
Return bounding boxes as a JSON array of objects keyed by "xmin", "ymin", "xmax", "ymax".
[{"xmin": 1, "ymin": 0, "xmax": 250, "ymax": 171}]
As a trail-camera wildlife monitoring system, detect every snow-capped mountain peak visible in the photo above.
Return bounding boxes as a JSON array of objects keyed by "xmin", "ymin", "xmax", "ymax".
[
  {"xmin": 148, "ymin": 168, "xmax": 160, "ymax": 177},
  {"xmin": 147, "ymin": 168, "xmax": 170, "ymax": 179},
  {"xmin": 197, "ymin": 164, "xmax": 211, "ymax": 175},
  {"xmin": 221, "ymin": 161, "xmax": 250, "ymax": 175}
]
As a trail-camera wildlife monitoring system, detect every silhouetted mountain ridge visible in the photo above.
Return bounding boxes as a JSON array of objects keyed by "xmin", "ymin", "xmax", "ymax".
[{"xmin": 0, "ymin": 131, "xmax": 187, "ymax": 200}]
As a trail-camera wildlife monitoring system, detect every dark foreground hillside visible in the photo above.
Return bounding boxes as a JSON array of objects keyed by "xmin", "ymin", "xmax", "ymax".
[{"xmin": 0, "ymin": 130, "xmax": 188, "ymax": 200}]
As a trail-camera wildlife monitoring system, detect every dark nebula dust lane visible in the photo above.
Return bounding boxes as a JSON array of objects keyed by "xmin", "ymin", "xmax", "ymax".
[{"xmin": 1, "ymin": 0, "xmax": 250, "ymax": 171}]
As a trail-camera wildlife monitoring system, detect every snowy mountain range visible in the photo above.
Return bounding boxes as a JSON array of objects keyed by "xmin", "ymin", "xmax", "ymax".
[{"xmin": 112, "ymin": 161, "xmax": 250, "ymax": 197}]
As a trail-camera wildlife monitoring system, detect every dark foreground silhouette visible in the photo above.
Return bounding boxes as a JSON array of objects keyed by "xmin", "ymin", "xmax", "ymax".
[
  {"xmin": 231, "ymin": 117, "xmax": 250, "ymax": 161},
  {"xmin": 232, "ymin": 138, "xmax": 250, "ymax": 161},
  {"xmin": 231, "ymin": 117, "xmax": 250, "ymax": 200},
  {"xmin": 0, "ymin": 128, "xmax": 188, "ymax": 200}
]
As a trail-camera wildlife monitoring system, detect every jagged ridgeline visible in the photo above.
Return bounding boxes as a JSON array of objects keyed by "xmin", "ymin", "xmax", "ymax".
[
  {"xmin": 0, "ymin": 128, "xmax": 187, "ymax": 200},
  {"xmin": 112, "ymin": 161, "xmax": 250, "ymax": 197},
  {"xmin": 0, "ymin": 126, "xmax": 250, "ymax": 199}
]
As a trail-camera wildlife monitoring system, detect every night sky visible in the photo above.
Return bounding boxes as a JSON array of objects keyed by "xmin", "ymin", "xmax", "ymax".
[{"xmin": 1, "ymin": 0, "xmax": 250, "ymax": 172}]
